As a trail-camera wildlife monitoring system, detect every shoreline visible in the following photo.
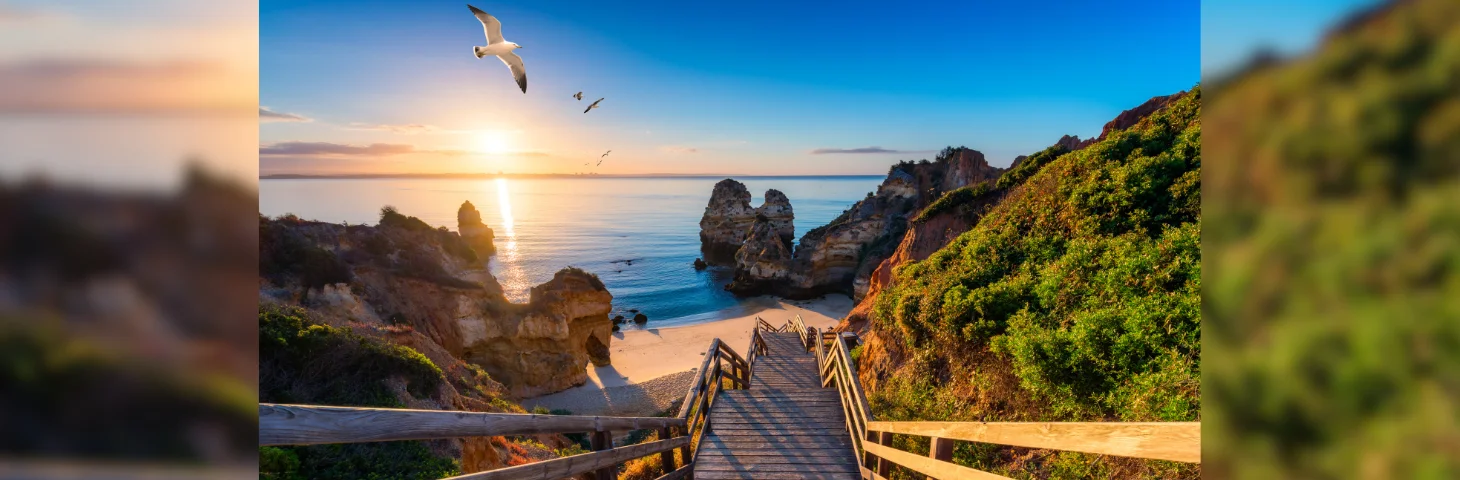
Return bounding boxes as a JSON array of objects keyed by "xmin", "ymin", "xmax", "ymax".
[{"xmin": 521, "ymin": 294, "xmax": 852, "ymax": 416}]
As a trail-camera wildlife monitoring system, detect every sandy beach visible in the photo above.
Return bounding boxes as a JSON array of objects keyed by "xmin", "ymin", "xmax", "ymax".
[{"xmin": 521, "ymin": 294, "xmax": 852, "ymax": 416}]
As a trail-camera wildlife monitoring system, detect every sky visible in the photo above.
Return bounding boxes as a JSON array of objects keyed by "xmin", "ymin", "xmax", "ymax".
[{"xmin": 260, "ymin": 0, "xmax": 1203, "ymax": 176}]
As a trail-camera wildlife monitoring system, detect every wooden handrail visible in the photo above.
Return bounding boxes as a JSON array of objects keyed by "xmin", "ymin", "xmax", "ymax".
[
  {"xmin": 865, "ymin": 421, "xmax": 1201, "ymax": 463},
  {"xmin": 444, "ymin": 436, "xmax": 691, "ymax": 480},
  {"xmin": 812, "ymin": 332, "xmax": 1202, "ymax": 480},
  {"xmin": 259, "ymin": 404, "xmax": 685, "ymax": 446}
]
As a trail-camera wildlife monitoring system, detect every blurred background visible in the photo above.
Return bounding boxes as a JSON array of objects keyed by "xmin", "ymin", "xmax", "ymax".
[
  {"xmin": 0, "ymin": 0, "xmax": 1456, "ymax": 478},
  {"xmin": 0, "ymin": 0, "xmax": 259, "ymax": 478},
  {"xmin": 1202, "ymin": 0, "xmax": 1460, "ymax": 478}
]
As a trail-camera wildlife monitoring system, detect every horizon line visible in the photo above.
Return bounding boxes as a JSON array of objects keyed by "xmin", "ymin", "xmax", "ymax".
[{"xmin": 260, "ymin": 172, "xmax": 888, "ymax": 180}]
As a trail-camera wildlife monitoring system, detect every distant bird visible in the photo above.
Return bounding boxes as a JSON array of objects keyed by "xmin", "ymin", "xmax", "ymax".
[
  {"xmin": 583, "ymin": 97, "xmax": 604, "ymax": 114},
  {"xmin": 573, "ymin": 91, "xmax": 583, "ymax": 101},
  {"xmin": 468, "ymin": 5, "xmax": 527, "ymax": 93},
  {"xmin": 601, "ymin": 150, "xmax": 611, "ymax": 158}
]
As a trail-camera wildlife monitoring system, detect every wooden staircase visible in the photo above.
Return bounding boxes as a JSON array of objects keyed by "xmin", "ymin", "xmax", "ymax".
[
  {"xmin": 259, "ymin": 316, "xmax": 1201, "ymax": 480},
  {"xmin": 693, "ymin": 331, "xmax": 860, "ymax": 479}
]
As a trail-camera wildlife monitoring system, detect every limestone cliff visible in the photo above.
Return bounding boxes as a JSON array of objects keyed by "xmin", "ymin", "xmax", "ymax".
[
  {"xmin": 259, "ymin": 207, "xmax": 613, "ymax": 399},
  {"xmin": 727, "ymin": 147, "xmax": 1003, "ymax": 299},
  {"xmin": 698, "ymin": 179, "xmax": 795, "ymax": 265},
  {"xmin": 457, "ymin": 201, "xmax": 496, "ymax": 257}
]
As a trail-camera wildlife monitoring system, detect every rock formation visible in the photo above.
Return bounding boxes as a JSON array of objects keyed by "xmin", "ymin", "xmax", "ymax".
[
  {"xmin": 726, "ymin": 147, "xmax": 1004, "ymax": 300},
  {"xmin": 458, "ymin": 200, "xmax": 496, "ymax": 257},
  {"xmin": 698, "ymin": 179, "xmax": 795, "ymax": 265},
  {"xmin": 259, "ymin": 206, "xmax": 614, "ymax": 398}
]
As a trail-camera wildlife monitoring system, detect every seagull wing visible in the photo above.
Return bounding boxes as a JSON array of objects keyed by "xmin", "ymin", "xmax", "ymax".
[
  {"xmin": 583, "ymin": 98, "xmax": 603, "ymax": 113},
  {"xmin": 498, "ymin": 51, "xmax": 527, "ymax": 93},
  {"xmin": 468, "ymin": 5, "xmax": 505, "ymax": 45}
]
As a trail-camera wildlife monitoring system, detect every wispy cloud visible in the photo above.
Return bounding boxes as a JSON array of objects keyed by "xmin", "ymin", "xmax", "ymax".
[
  {"xmin": 809, "ymin": 146, "xmax": 911, "ymax": 154},
  {"xmin": 259, "ymin": 106, "xmax": 310, "ymax": 123},
  {"xmin": 347, "ymin": 123, "xmax": 468, "ymax": 135},
  {"xmin": 660, "ymin": 145, "xmax": 699, "ymax": 154},
  {"xmin": 259, "ymin": 141, "xmax": 550, "ymax": 158},
  {"xmin": 260, "ymin": 142, "xmax": 419, "ymax": 156}
]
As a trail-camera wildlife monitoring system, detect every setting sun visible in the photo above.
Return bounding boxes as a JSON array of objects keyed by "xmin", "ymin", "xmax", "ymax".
[{"xmin": 475, "ymin": 131, "xmax": 512, "ymax": 155}]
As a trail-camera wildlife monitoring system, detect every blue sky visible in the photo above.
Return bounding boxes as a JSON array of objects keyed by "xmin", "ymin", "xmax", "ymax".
[{"xmin": 261, "ymin": 0, "xmax": 1201, "ymax": 175}]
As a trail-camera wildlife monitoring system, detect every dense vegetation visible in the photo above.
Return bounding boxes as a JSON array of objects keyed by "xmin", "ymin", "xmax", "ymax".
[
  {"xmin": 912, "ymin": 181, "xmax": 996, "ymax": 224},
  {"xmin": 866, "ymin": 88, "xmax": 1200, "ymax": 477},
  {"xmin": 259, "ymin": 305, "xmax": 459, "ymax": 479},
  {"xmin": 0, "ymin": 318, "xmax": 256, "ymax": 460},
  {"xmin": 996, "ymin": 143, "xmax": 1070, "ymax": 190},
  {"xmin": 1203, "ymin": 0, "xmax": 1460, "ymax": 476}
]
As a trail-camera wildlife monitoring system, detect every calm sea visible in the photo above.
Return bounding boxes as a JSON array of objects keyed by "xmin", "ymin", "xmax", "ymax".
[{"xmin": 259, "ymin": 176, "xmax": 882, "ymax": 328}]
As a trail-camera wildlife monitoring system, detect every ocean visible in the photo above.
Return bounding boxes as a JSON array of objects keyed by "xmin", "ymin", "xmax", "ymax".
[{"xmin": 259, "ymin": 176, "xmax": 883, "ymax": 328}]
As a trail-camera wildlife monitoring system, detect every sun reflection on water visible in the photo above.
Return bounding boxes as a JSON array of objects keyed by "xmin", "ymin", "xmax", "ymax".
[{"xmin": 493, "ymin": 177, "xmax": 529, "ymax": 301}]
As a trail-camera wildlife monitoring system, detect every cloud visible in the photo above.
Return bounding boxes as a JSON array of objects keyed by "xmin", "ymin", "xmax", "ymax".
[
  {"xmin": 809, "ymin": 146, "xmax": 910, "ymax": 154},
  {"xmin": 259, "ymin": 106, "xmax": 310, "ymax": 123},
  {"xmin": 259, "ymin": 142, "xmax": 422, "ymax": 156},
  {"xmin": 660, "ymin": 145, "xmax": 699, "ymax": 154},
  {"xmin": 347, "ymin": 123, "xmax": 467, "ymax": 135},
  {"xmin": 0, "ymin": 60, "xmax": 253, "ymax": 114},
  {"xmin": 259, "ymin": 141, "xmax": 550, "ymax": 158}
]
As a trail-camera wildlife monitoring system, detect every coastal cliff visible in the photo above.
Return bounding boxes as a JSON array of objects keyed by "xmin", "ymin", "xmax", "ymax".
[
  {"xmin": 457, "ymin": 200, "xmax": 496, "ymax": 256},
  {"xmin": 851, "ymin": 89, "xmax": 1200, "ymax": 477},
  {"xmin": 259, "ymin": 207, "xmax": 612, "ymax": 398},
  {"xmin": 724, "ymin": 147, "xmax": 1003, "ymax": 299}
]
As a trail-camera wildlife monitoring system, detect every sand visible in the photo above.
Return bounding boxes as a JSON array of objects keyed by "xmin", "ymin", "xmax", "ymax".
[{"xmin": 520, "ymin": 294, "xmax": 852, "ymax": 417}]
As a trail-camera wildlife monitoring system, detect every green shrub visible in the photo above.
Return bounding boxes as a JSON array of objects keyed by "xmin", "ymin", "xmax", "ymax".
[
  {"xmin": 379, "ymin": 205, "xmax": 434, "ymax": 232},
  {"xmin": 913, "ymin": 182, "xmax": 996, "ymax": 224},
  {"xmin": 869, "ymin": 87, "xmax": 1201, "ymax": 458}
]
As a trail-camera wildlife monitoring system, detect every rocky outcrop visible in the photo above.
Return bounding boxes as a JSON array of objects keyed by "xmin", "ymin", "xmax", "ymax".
[
  {"xmin": 698, "ymin": 180, "xmax": 757, "ymax": 263},
  {"xmin": 726, "ymin": 214, "xmax": 796, "ymax": 295},
  {"xmin": 1097, "ymin": 93, "xmax": 1184, "ymax": 141},
  {"xmin": 698, "ymin": 179, "xmax": 795, "ymax": 265},
  {"xmin": 757, "ymin": 189, "xmax": 795, "ymax": 247},
  {"xmin": 457, "ymin": 201, "xmax": 496, "ymax": 257},
  {"xmin": 259, "ymin": 205, "xmax": 614, "ymax": 398},
  {"xmin": 726, "ymin": 147, "xmax": 1003, "ymax": 300}
]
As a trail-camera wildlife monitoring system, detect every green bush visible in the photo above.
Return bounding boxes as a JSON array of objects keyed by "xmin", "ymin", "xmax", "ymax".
[
  {"xmin": 259, "ymin": 305, "xmax": 459, "ymax": 479},
  {"xmin": 871, "ymin": 88, "xmax": 1201, "ymax": 427},
  {"xmin": 913, "ymin": 182, "xmax": 996, "ymax": 224},
  {"xmin": 379, "ymin": 205, "xmax": 435, "ymax": 232},
  {"xmin": 996, "ymin": 143, "xmax": 1070, "ymax": 190}
]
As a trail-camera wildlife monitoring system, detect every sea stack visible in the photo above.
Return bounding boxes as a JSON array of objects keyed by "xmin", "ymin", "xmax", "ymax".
[
  {"xmin": 458, "ymin": 200, "xmax": 496, "ymax": 256},
  {"xmin": 699, "ymin": 180, "xmax": 796, "ymax": 265}
]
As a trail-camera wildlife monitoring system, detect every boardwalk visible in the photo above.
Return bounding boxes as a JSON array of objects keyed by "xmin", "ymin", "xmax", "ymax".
[{"xmin": 694, "ymin": 331, "xmax": 860, "ymax": 479}]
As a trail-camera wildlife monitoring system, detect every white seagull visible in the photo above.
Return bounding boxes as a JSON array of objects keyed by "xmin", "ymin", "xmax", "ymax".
[
  {"xmin": 468, "ymin": 5, "xmax": 526, "ymax": 94},
  {"xmin": 583, "ymin": 97, "xmax": 604, "ymax": 114},
  {"xmin": 573, "ymin": 92, "xmax": 583, "ymax": 101}
]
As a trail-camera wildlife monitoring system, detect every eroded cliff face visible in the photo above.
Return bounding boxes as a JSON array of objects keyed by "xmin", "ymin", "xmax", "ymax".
[
  {"xmin": 727, "ymin": 148, "xmax": 1003, "ymax": 299},
  {"xmin": 699, "ymin": 179, "xmax": 758, "ymax": 263},
  {"xmin": 259, "ymin": 211, "xmax": 612, "ymax": 399},
  {"xmin": 699, "ymin": 179, "xmax": 796, "ymax": 265}
]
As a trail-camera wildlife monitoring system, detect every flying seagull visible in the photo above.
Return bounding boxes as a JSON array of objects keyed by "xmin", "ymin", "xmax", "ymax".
[
  {"xmin": 601, "ymin": 150, "xmax": 611, "ymax": 158},
  {"xmin": 468, "ymin": 5, "xmax": 526, "ymax": 94},
  {"xmin": 573, "ymin": 92, "xmax": 583, "ymax": 101},
  {"xmin": 583, "ymin": 97, "xmax": 604, "ymax": 114}
]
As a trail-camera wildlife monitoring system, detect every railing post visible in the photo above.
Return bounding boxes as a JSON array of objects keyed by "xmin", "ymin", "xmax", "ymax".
[
  {"xmin": 591, "ymin": 430, "xmax": 614, "ymax": 480},
  {"xmin": 930, "ymin": 436, "xmax": 953, "ymax": 462},
  {"xmin": 658, "ymin": 427, "xmax": 676, "ymax": 472},
  {"xmin": 868, "ymin": 430, "xmax": 891, "ymax": 477}
]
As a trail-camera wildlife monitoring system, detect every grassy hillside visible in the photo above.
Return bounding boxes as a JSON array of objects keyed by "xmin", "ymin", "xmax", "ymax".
[
  {"xmin": 864, "ymin": 88, "xmax": 1199, "ymax": 477},
  {"xmin": 1203, "ymin": 0, "xmax": 1460, "ymax": 476}
]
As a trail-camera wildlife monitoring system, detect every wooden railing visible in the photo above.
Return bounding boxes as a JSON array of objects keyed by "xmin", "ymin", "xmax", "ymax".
[
  {"xmin": 789, "ymin": 314, "xmax": 811, "ymax": 350},
  {"xmin": 259, "ymin": 404, "xmax": 688, "ymax": 480},
  {"xmin": 802, "ymin": 323, "xmax": 1202, "ymax": 480},
  {"xmin": 670, "ymin": 337, "xmax": 752, "ymax": 478},
  {"xmin": 261, "ymin": 336, "xmax": 754, "ymax": 480}
]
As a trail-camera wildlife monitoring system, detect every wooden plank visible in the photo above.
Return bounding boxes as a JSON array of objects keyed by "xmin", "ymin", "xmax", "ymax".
[
  {"xmin": 930, "ymin": 437, "xmax": 954, "ymax": 461},
  {"xmin": 657, "ymin": 427, "xmax": 676, "ymax": 473},
  {"xmin": 677, "ymin": 339, "xmax": 722, "ymax": 419},
  {"xmin": 864, "ymin": 421, "xmax": 1202, "ymax": 463},
  {"xmin": 693, "ymin": 471, "xmax": 853, "ymax": 480},
  {"xmin": 862, "ymin": 441, "xmax": 1011, "ymax": 480},
  {"xmin": 446, "ymin": 436, "xmax": 689, "ymax": 480},
  {"xmin": 692, "ymin": 461, "xmax": 858, "ymax": 469},
  {"xmin": 655, "ymin": 464, "xmax": 692, "ymax": 480},
  {"xmin": 259, "ymin": 404, "xmax": 685, "ymax": 446},
  {"xmin": 695, "ymin": 448, "xmax": 856, "ymax": 457}
]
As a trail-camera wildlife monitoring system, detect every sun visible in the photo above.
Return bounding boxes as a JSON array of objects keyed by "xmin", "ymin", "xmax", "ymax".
[{"xmin": 475, "ymin": 131, "xmax": 512, "ymax": 155}]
